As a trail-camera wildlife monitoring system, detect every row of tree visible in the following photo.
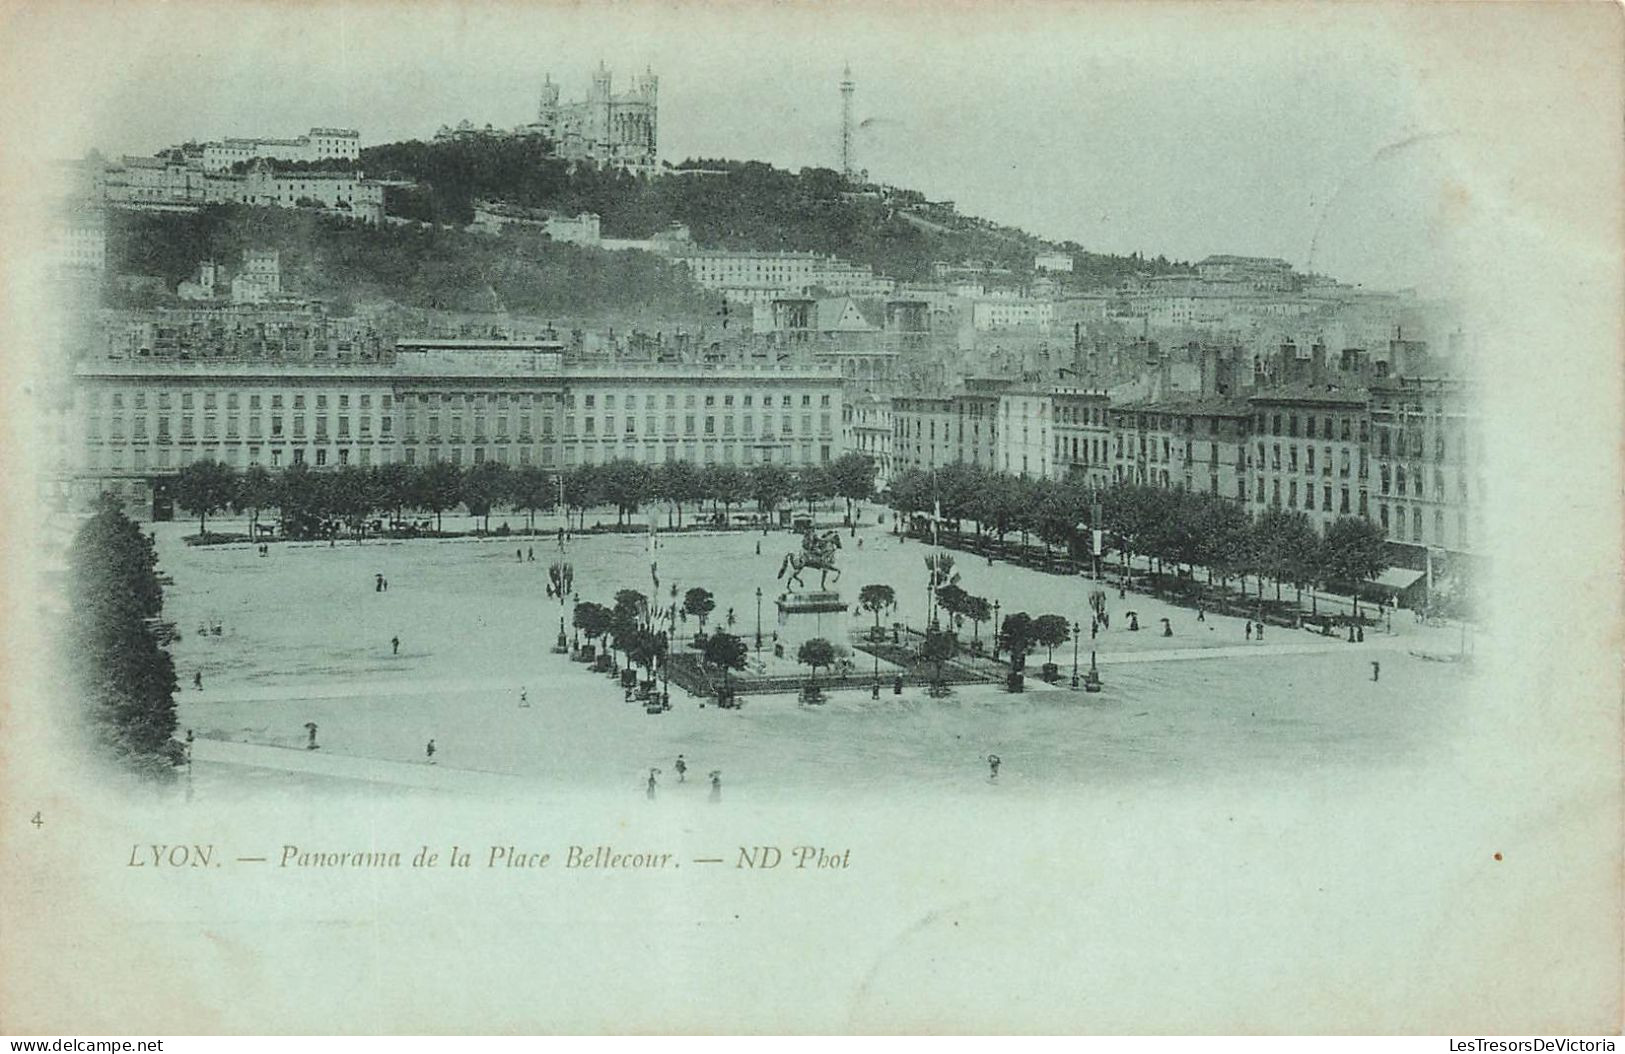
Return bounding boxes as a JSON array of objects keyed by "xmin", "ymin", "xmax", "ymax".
[
  {"xmin": 174, "ymin": 454, "xmax": 880, "ymax": 539},
  {"xmin": 887, "ymin": 466, "xmax": 1391, "ymax": 613},
  {"xmin": 66, "ymin": 498, "xmax": 181, "ymax": 777}
]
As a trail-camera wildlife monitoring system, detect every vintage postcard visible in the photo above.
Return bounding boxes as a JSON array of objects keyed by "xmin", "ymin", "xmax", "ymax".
[{"xmin": 0, "ymin": 0, "xmax": 1619, "ymax": 1036}]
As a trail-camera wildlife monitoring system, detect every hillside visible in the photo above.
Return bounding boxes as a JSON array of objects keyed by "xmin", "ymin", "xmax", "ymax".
[
  {"xmin": 360, "ymin": 138, "xmax": 1190, "ymax": 287},
  {"xmin": 103, "ymin": 205, "xmax": 719, "ymax": 321}
]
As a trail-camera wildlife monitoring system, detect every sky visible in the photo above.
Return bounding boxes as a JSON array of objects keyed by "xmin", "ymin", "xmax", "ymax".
[{"xmin": 6, "ymin": 1, "xmax": 1514, "ymax": 294}]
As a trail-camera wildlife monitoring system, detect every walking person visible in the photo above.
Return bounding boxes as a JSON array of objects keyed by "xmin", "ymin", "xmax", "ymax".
[
  {"xmin": 519, "ymin": 687, "xmax": 529, "ymax": 708},
  {"xmin": 528, "ymin": 547, "xmax": 535, "ymax": 562},
  {"xmin": 391, "ymin": 635, "xmax": 400, "ymax": 656},
  {"xmin": 1255, "ymin": 622, "xmax": 1264, "ymax": 641},
  {"xmin": 675, "ymin": 755, "xmax": 686, "ymax": 782},
  {"xmin": 646, "ymin": 768, "xmax": 659, "ymax": 801},
  {"xmin": 987, "ymin": 754, "xmax": 1001, "ymax": 780},
  {"xmin": 1197, "ymin": 605, "xmax": 1205, "ymax": 622},
  {"xmin": 425, "ymin": 739, "xmax": 436, "ymax": 764},
  {"xmin": 193, "ymin": 671, "xmax": 203, "ymax": 690},
  {"xmin": 1371, "ymin": 661, "xmax": 1381, "ymax": 682},
  {"xmin": 1245, "ymin": 621, "xmax": 1252, "ymax": 641},
  {"xmin": 709, "ymin": 770, "xmax": 722, "ymax": 803}
]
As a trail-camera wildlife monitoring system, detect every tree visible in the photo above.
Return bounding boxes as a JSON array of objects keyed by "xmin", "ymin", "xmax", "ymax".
[
  {"xmin": 706, "ymin": 464, "xmax": 751, "ymax": 525},
  {"xmin": 919, "ymin": 626, "xmax": 957, "ymax": 689},
  {"xmin": 415, "ymin": 460, "xmax": 463, "ymax": 533},
  {"xmin": 275, "ymin": 462, "xmax": 325, "ymax": 539},
  {"xmin": 962, "ymin": 593, "xmax": 992, "ymax": 643},
  {"xmin": 701, "ymin": 630, "xmax": 749, "ymax": 699},
  {"xmin": 507, "ymin": 465, "xmax": 554, "ymax": 531},
  {"xmin": 1032, "ymin": 614, "xmax": 1071, "ymax": 665},
  {"xmin": 234, "ymin": 465, "xmax": 275, "ymax": 536},
  {"xmin": 562, "ymin": 464, "xmax": 599, "ymax": 531},
  {"xmin": 858, "ymin": 583, "xmax": 896, "ymax": 637},
  {"xmin": 373, "ymin": 461, "xmax": 415, "ymax": 527},
  {"xmin": 174, "ymin": 459, "xmax": 236, "ymax": 537},
  {"xmin": 682, "ymin": 586, "xmax": 716, "ymax": 634},
  {"xmin": 655, "ymin": 460, "xmax": 701, "ymax": 527},
  {"xmin": 1254, "ymin": 507, "xmax": 1316, "ymax": 602},
  {"xmin": 935, "ymin": 582, "xmax": 970, "ymax": 632},
  {"xmin": 1322, "ymin": 516, "xmax": 1389, "ymax": 617},
  {"xmin": 829, "ymin": 452, "xmax": 878, "ymax": 524},
  {"xmin": 796, "ymin": 463, "xmax": 835, "ymax": 515},
  {"xmin": 998, "ymin": 612, "xmax": 1036, "ymax": 671},
  {"xmin": 750, "ymin": 462, "xmax": 795, "ymax": 520},
  {"xmin": 461, "ymin": 461, "xmax": 510, "ymax": 533},
  {"xmin": 326, "ymin": 466, "xmax": 380, "ymax": 540},
  {"xmin": 66, "ymin": 499, "xmax": 179, "ymax": 776},
  {"xmin": 797, "ymin": 637, "xmax": 837, "ymax": 689},
  {"xmin": 572, "ymin": 601, "xmax": 614, "ymax": 651},
  {"xmin": 600, "ymin": 459, "xmax": 655, "ymax": 526}
]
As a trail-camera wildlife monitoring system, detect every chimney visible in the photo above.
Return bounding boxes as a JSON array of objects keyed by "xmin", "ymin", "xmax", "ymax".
[
  {"xmin": 1199, "ymin": 344, "xmax": 1221, "ymax": 396},
  {"xmin": 1310, "ymin": 341, "xmax": 1327, "ymax": 385}
]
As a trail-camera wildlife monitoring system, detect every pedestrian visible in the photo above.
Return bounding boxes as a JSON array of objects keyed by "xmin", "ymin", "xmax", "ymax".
[
  {"xmin": 1256, "ymin": 622, "xmax": 1264, "ymax": 641},
  {"xmin": 1197, "ymin": 605, "xmax": 1205, "ymax": 622},
  {"xmin": 1245, "ymin": 621, "xmax": 1252, "ymax": 641},
  {"xmin": 1161, "ymin": 618, "xmax": 1172, "ymax": 638},
  {"xmin": 519, "ymin": 687, "xmax": 529, "ymax": 708},
  {"xmin": 675, "ymin": 755, "xmax": 687, "ymax": 782},
  {"xmin": 391, "ymin": 635, "xmax": 400, "ymax": 656},
  {"xmin": 383, "ymin": 578, "xmax": 388, "ymax": 592},
  {"xmin": 517, "ymin": 548, "xmax": 523, "ymax": 562},
  {"xmin": 857, "ymin": 537, "xmax": 863, "ymax": 549},
  {"xmin": 709, "ymin": 770, "xmax": 722, "ymax": 803},
  {"xmin": 1371, "ymin": 661, "xmax": 1380, "ymax": 682},
  {"xmin": 528, "ymin": 547, "xmax": 535, "ymax": 562},
  {"xmin": 193, "ymin": 671, "xmax": 203, "ymax": 690},
  {"xmin": 646, "ymin": 769, "xmax": 658, "ymax": 800},
  {"xmin": 988, "ymin": 754, "xmax": 1001, "ymax": 780},
  {"xmin": 426, "ymin": 739, "xmax": 436, "ymax": 764},
  {"xmin": 305, "ymin": 722, "xmax": 319, "ymax": 750},
  {"xmin": 1356, "ymin": 624, "xmax": 1364, "ymax": 643},
  {"xmin": 755, "ymin": 540, "xmax": 761, "ymax": 556},
  {"xmin": 375, "ymin": 573, "xmax": 383, "ymax": 593}
]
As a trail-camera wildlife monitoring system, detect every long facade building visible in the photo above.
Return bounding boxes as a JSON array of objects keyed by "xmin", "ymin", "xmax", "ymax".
[
  {"xmin": 65, "ymin": 341, "xmax": 842, "ymax": 519},
  {"xmin": 886, "ymin": 372, "xmax": 1480, "ymax": 562}
]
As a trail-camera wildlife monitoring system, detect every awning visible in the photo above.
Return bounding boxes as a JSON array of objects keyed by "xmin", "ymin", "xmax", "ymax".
[{"xmin": 1373, "ymin": 568, "xmax": 1426, "ymax": 590}]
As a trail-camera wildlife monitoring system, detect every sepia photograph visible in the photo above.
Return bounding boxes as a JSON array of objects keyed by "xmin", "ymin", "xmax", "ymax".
[{"xmin": 0, "ymin": 0, "xmax": 1619, "ymax": 1037}]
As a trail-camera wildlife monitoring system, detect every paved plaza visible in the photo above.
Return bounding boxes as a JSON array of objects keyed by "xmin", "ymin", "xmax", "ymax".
[{"xmin": 158, "ymin": 510, "xmax": 1474, "ymax": 800}]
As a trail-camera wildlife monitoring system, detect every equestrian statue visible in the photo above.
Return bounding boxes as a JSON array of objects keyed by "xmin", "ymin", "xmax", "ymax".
[{"xmin": 778, "ymin": 529, "xmax": 843, "ymax": 591}]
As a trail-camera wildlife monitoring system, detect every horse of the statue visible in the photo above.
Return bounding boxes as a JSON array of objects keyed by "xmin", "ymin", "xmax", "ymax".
[{"xmin": 778, "ymin": 529, "xmax": 843, "ymax": 591}]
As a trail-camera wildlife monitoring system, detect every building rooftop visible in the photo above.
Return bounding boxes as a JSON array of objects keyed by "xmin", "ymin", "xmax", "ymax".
[
  {"xmin": 1248, "ymin": 384, "xmax": 1371, "ymax": 406},
  {"xmin": 1110, "ymin": 396, "xmax": 1252, "ymax": 417}
]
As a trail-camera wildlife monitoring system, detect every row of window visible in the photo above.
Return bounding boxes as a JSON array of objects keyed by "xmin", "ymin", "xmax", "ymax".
[
  {"xmin": 572, "ymin": 392, "xmax": 831, "ymax": 411},
  {"xmin": 559, "ymin": 412, "xmax": 834, "ymax": 437}
]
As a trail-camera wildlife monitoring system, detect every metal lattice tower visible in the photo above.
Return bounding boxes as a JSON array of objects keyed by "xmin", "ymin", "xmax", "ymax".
[{"xmin": 840, "ymin": 63, "xmax": 854, "ymax": 179}]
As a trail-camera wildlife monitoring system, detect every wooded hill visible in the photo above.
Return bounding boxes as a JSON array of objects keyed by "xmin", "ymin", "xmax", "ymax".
[{"xmin": 360, "ymin": 137, "xmax": 1190, "ymax": 286}]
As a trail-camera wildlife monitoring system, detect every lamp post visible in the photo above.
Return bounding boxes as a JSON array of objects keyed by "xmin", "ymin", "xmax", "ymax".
[
  {"xmin": 755, "ymin": 586, "xmax": 763, "ymax": 652},
  {"xmin": 992, "ymin": 600, "xmax": 1001, "ymax": 661},
  {"xmin": 1071, "ymin": 619, "xmax": 1080, "ymax": 688},
  {"xmin": 660, "ymin": 632, "xmax": 671, "ymax": 707}
]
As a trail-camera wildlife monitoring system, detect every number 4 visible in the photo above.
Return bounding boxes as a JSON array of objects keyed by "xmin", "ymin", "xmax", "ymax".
[{"xmin": 30, "ymin": 812, "xmax": 42, "ymax": 828}]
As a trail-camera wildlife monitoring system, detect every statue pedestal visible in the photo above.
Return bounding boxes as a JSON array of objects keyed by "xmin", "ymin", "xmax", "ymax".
[
  {"xmin": 775, "ymin": 591, "xmax": 847, "ymax": 660},
  {"xmin": 776, "ymin": 590, "xmax": 846, "ymax": 615}
]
